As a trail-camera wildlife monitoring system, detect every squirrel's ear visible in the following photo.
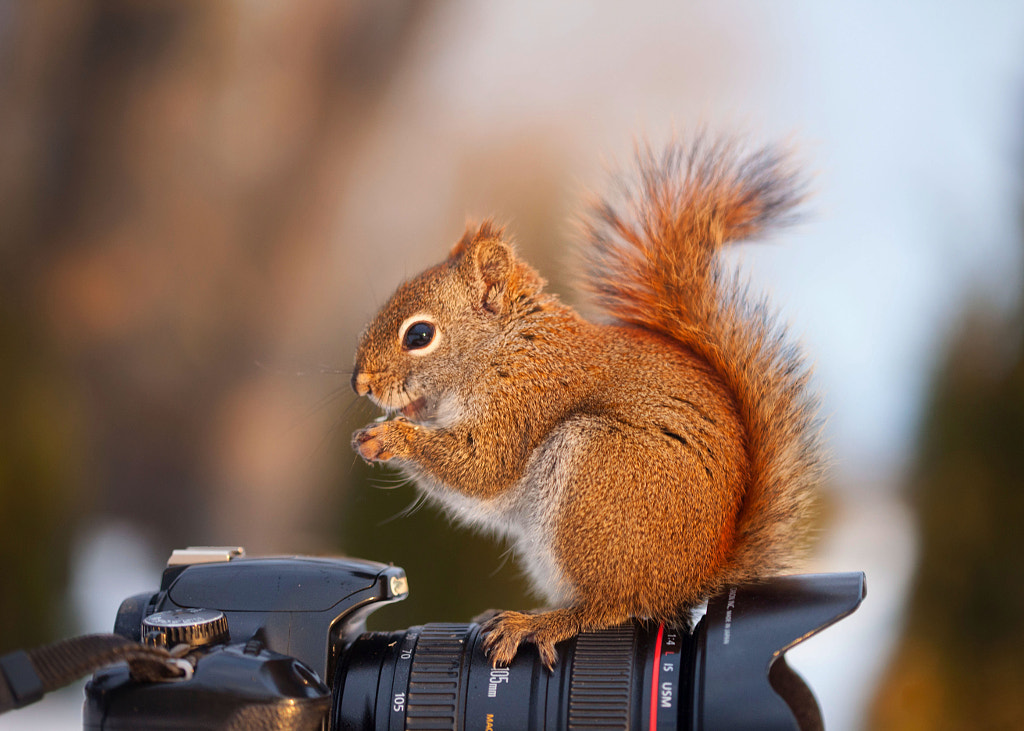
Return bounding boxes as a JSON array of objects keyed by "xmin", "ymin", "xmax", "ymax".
[
  {"xmin": 449, "ymin": 220, "xmax": 505, "ymax": 259},
  {"xmin": 451, "ymin": 221, "xmax": 514, "ymax": 314},
  {"xmin": 472, "ymin": 237, "xmax": 513, "ymax": 314}
]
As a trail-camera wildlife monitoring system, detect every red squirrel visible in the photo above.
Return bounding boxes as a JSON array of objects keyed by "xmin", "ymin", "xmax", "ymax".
[{"xmin": 351, "ymin": 135, "xmax": 822, "ymax": 669}]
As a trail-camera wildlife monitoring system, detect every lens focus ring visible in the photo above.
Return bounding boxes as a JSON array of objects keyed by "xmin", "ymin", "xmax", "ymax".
[
  {"xmin": 569, "ymin": 624, "xmax": 638, "ymax": 729},
  {"xmin": 405, "ymin": 623, "xmax": 470, "ymax": 730}
]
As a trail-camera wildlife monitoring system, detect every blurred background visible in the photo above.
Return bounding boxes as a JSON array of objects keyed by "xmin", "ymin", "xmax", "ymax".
[{"xmin": 1, "ymin": 1, "xmax": 1022, "ymax": 729}]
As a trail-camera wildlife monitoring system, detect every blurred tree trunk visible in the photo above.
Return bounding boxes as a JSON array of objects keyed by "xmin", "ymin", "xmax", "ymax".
[
  {"xmin": 0, "ymin": 0, "xmax": 429, "ymax": 651},
  {"xmin": 870, "ymin": 187, "xmax": 1024, "ymax": 726}
]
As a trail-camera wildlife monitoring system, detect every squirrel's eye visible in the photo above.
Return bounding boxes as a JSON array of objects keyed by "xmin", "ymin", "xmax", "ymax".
[{"xmin": 403, "ymin": 321, "xmax": 435, "ymax": 350}]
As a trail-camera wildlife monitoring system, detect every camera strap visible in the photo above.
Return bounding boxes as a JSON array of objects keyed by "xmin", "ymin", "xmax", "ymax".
[{"xmin": 0, "ymin": 633, "xmax": 185, "ymax": 714}]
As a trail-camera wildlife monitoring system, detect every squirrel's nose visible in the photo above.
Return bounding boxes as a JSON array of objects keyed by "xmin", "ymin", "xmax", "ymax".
[{"xmin": 352, "ymin": 370, "xmax": 371, "ymax": 396}]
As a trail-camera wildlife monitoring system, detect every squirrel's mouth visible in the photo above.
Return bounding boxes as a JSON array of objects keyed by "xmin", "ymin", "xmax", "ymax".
[
  {"xmin": 399, "ymin": 395, "xmax": 429, "ymax": 421},
  {"xmin": 366, "ymin": 381, "xmax": 435, "ymax": 423}
]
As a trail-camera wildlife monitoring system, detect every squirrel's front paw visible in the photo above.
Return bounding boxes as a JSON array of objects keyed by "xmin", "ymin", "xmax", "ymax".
[{"xmin": 352, "ymin": 420, "xmax": 415, "ymax": 463}]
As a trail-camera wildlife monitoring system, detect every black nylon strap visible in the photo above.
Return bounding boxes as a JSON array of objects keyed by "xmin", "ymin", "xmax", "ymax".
[
  {"xmin": 0, "ymin": 651, "xmax": 43, "ymax": 709},
  {"xmin": 0, "ymin": 634, "xmax": 184, "ymax": 715}
]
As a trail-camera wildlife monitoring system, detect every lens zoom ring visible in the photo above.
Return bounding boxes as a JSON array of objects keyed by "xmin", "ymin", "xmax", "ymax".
[
  {"xmin": 405, "ymin": 623, "xmax": 470, "ymax": 730},
  {"xmin": 568, "ymin": 624, "xmax": 637, "ymax": 729}
]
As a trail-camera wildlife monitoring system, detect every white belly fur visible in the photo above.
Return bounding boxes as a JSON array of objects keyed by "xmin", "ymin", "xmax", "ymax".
[{"xmin": 405, "ymin": 435, "xmax": 578, "ymax": 606}]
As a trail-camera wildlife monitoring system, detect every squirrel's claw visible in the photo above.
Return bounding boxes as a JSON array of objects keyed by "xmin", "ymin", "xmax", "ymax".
[
  {"xmin": 480, "ymin": 610, "xmax": 560, "ymax": 671},
  {"xmin": 352, "ymin": 423, "xmax": 395, "ymax": 462}
]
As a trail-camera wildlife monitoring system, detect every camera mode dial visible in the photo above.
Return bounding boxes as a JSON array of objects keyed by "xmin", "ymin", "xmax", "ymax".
[{"xmin": 142, "ymin": 608, "xmax": 228, "ymax": 650}]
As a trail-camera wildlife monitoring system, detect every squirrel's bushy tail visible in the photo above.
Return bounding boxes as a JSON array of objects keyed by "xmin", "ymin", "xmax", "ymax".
[{"xmin": 578, "ymin": 135, "xmax": 823, "ymax": 582}]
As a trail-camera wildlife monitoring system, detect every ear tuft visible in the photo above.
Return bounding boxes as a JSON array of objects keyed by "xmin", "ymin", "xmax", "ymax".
[
  {"xmin": 475, "ymin": 219, "xmax": 506, "ymax": 242},
  {"xmin": 449, "ymin": 219, "xmax": 507, "ymax": 259}
]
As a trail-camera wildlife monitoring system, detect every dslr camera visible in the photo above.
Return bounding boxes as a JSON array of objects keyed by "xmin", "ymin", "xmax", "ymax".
[{"xmin": 12, "ymin": 547, "xmax": 864, "ymax": 730}]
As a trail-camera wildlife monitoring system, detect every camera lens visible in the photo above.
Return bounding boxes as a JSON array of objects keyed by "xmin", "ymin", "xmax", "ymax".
[{"xmin": 332, "ymin": 620, "xmax": 694, "ymax": 731}]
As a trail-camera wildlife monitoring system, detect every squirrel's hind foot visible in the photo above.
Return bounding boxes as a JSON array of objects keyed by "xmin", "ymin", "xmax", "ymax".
[
  {"xmin": 480, "ymin": 605, "xmax": 627, "ymax": 671},
  {"xmin": 480, "ymin": 609, "xmax": 567, "ymax": 670}
]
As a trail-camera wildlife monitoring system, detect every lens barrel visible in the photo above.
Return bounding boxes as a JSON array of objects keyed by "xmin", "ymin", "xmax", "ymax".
[
  {"xmin": 332, "ymin": 573, "xmax": 867, "ymax": 731},
  {"xmin": 332, "ymin": 620, "xmax": 693, "ymax": 731}
]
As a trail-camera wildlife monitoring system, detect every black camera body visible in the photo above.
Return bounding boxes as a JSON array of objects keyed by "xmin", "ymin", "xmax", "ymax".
[
  {"xmin": 84, "ymin": 548, "xmax": 864, "ymax": 730},
  {"xmin": 85, "ymin": 548, "xmax": 406, "ymax": 730}
]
